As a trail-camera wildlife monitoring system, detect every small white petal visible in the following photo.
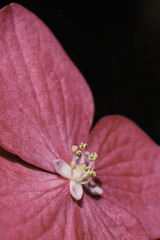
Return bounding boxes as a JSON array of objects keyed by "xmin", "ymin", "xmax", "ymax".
[
  {"xmin": 53, "ymin": 159, "xmax": 71, "ymax": 179},
  {"xmin": 85, "ymin": 180, "xmax": 103, "ymax": 195},
  {"xmin": 70, "ymin": 180, "xmax": 83, "ymax": 200}
]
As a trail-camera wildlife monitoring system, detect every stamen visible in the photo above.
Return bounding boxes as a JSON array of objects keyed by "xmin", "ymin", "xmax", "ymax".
[
  {"xmin": 80, "ymin": 150, "xmax": 85, "ymax": 164},
  {"xmin": 79, "ymin": 142, "xmax": 88, "ymax": 149},
  {"xmin": 81, "ymin": 164, "xmax": 89, "ymax": 171},
  {"xmin": 76, "ymin": 150, "xmax": 82, "ymax": 157},
  {"xmin": 72, "ymin": 145, "xmax": 78, "ymax": 152},
  {"xmin": 88, "ymin": 152, "xmax": 98, "ymax": 161},
  {"xmin": 88, "ymin": 159, "xmax": 95, "ymax": 170},
  {"xmin": 71, "ymin": 161, "xmax": 76, "ymax": 169},
  {"xmin": 89, "ymin": 171, "xmax": 96, "ymax": 177}
]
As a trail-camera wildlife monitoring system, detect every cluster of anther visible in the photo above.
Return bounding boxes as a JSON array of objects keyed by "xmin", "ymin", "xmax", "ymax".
[
  {"xmin": 70, "ymin": 142, "xmax": 98, "ymax": 184},
  {"xmin": 53, "ymin": 142, "xmax": 103, "ymax": 200}
]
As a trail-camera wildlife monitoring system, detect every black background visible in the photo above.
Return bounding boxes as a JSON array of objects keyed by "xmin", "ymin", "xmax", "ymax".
[{"xmin": 1, "ymin": 0, "xmax": 160, "ymax": 145}]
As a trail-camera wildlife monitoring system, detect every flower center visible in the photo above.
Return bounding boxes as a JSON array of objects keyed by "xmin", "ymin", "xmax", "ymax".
[
  {"xmin": 70, "ymin": 142, "xmax": 98, "ymax": 184},
  {"xmin": 53, "ymin": 142, "xmax": 103, "ymax": 200}
]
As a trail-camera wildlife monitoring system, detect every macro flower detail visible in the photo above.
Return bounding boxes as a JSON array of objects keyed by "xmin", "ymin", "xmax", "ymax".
[
  {"xmin": 0, "ymin": 3, "xmax": 160, "ymax": 240},
  {"xmin": 54, "ymin": 143, "xmax": 103, "ymax": 200}
]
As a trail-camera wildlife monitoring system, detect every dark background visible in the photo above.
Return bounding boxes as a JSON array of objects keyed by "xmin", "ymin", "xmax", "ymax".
[{"xmin": 1, "ymin": 0, "xmax": 160, "ymax": 145}]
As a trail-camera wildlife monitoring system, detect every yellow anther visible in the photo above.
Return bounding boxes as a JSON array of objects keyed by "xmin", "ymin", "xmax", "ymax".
[
  {"xmin": 71, "ymin": 161, "xmax": 76, "ymax": 169},
  {"xmin": 81, "ymin": 164, "xmax": 89, "ymax": 171},
  {"xmin": 89, "ymin": 171, "xmax": 96, "ymax": 177},
  {"xmin": 79, "ymin": 142, "xmax": 88, "ymax": 149},
  {"xmin": 92, "ymin": 152, "xmax": 98, "ymax": 159},
  {"xmin": 72, "ymin": 145, "xmax": 78, "ymax": 152},
  {"xmin": 76, "ymin": 150, "xmax": 82, "ymax": 157},
  {"xmin": 88, "ymin": 155, "xmax": 93, "ymax": 161},
  {"xmin": 79, "ymin": 142, "xmax": 83, "ymax": 149},
  {"xmin": 88, "ymin": 152, "xmax": 98, "ymax": 161}
]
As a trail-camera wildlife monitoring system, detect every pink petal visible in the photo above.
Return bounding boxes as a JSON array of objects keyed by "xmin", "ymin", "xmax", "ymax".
[
  {"xmin": 75, "ymin": 194, "xmax": 149, "ymax": 240},
  {"xmin": 70, "ymin": 180, "xmax": 83, "ymax": 200},
  {"xmin": 0, "ymin": 149, "xmax": 77, "ymax": 240},
  {"xmin": 54, "ymin": 159, "xmax": 71, "ymax": 179},
  {"xmin": 0, "ymin": 148, "xmax": 149, "ymax": 239},
  {"xmin": 88, "ymin": 115, "xmax": 160, "ymax": 239},
  {"xmin": 0, "ymin": 3, "xmax": 94, "ymax": 172}
]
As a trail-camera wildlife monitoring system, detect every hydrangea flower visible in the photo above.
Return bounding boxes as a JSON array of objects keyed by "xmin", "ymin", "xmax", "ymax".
[{"xmin": 0, "ymin": 3, "xmax": 160, "ymax": 240}]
